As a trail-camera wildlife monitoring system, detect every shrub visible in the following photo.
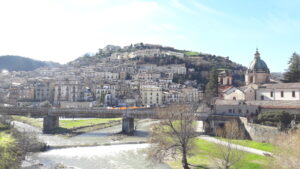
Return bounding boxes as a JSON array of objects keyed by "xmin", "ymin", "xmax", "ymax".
[{"xmin": 257, "ymin": 111, "xmax": 293, "ymax": 127}]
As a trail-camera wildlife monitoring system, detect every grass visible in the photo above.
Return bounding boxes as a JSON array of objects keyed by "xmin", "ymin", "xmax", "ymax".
[
  {"xmin": 0, "ymin": 129, "xmax": 21, "ymax": 169},
  {"xmin": 11, "ymin": 115, "xmax": 43, "ymax": 128},
  {"xmin": 167, "ymin": 138, "xmax": 270, "ymax": 169},
  {"xmin": 0, "ymin": 131, "xmax": 15, "ymax": 148},
  {"xmin": 219, "ymin": 138, "xmax": 275, "ymax": 153},
  {"xmin": 11, "ymin": 116, "xmax": 121, "ymax": 135},
  {"xmin": 60, "ymin": 118, "xmax": 121, "ymax": 129},
  {"xmin": 185, "ymin": 51, "xmax": 200, "ymax": 56}
]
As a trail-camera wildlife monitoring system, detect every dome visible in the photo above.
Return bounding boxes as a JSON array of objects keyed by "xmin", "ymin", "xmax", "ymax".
[{"xmin": 248, "ymin": 49, "xmax": 270, "ymax": 73}]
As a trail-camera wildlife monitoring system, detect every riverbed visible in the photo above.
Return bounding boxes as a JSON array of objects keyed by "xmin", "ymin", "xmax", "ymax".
[{"xmin": 13, "ymin": 119, "xmax": 170, "ymax": 169}]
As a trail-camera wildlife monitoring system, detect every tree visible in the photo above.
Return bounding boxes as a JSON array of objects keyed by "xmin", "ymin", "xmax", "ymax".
[
  {"xmin": 257, "ymin": 111, "xmax": 293, "ymax": 128},
  {"xmin": 205, "ymin": 67, "xmax": 218, "ymax": 104},
  {"xmin": 149, "ymin": 104, "xmax": 197, "ymax": 169},
  {"xmin": 284, "ymin": 52, "xmax": 300, "ymax": 82},
  {"xmin": 213, "ymin": 120, "xmax": 245, "ymax": 169}
]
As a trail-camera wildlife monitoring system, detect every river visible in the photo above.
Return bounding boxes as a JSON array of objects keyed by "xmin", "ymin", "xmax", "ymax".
[{"xmin": 13, "ymin": 119, "xmax": 171, "ymax": 169}]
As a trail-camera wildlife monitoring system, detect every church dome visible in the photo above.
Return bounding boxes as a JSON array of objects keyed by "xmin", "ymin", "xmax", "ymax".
[{"xmin": 248, "ymin": 49, "xmax": 270, "ymax": 73}]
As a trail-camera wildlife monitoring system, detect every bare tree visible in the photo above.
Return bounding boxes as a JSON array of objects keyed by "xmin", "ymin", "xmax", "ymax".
[
  {"xmin": 149, "ymin": 104, "xmax": 197, "ymax": 169},
  {"xmin": 212, "ymin": 120, "xmax": 245, "ymax": 169},
  {"xmin": 270, "ymin": 129, "xmax": 300, "ymax": 169}
]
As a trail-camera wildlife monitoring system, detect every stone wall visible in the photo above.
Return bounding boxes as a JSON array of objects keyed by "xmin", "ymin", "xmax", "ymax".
[{"xmin": 239, "ymin": 117, "xmax": 280, "ymax": 142}]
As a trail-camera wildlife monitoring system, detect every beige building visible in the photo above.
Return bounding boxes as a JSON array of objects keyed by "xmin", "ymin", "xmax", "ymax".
[
  {"xmin": 223, "ymin": 87, "xmax": 245, "ymax": 100},
  {"xmin": 140, "ymin": 85, "xmax": 163, "ymax": 107},
  {"xmin": 53, "ymin": 78, "xmax": 82, "ymax": 105},
  {"xmin": 180, "ymin": 87, "xmax": 199, "ymax": 103}
]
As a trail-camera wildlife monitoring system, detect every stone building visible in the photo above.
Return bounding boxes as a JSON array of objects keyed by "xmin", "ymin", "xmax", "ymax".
[
  {"xmin": 34, "ymin": 81, "xmax": 53, "ymax": 102},
  {"xmin": 53, "ymin": 78, "xmax": 82, "ymax": 105},
  {"xmin": 140, "ymin": 85, "xmax": 163, "ymax": 107}
]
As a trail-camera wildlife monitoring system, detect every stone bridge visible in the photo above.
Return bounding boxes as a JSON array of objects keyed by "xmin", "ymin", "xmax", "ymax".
[{"xmin": 0, "ymin": 107, "xmax": 156, "ymax": 134}]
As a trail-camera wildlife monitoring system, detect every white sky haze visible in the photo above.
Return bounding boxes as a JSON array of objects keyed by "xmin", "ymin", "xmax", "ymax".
[{"xmin": 1, "ymin": 0, "xmax": 300, "ymax": 72}]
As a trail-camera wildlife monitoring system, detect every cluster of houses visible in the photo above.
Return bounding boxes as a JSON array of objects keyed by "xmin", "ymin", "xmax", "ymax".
[
  {"xmin": 215, "ymin": 49, "xmax": 300, "ymax": 117},
  {"xmin": 0, "ymin": 44, "xmax": 203, "ymax": 108}
]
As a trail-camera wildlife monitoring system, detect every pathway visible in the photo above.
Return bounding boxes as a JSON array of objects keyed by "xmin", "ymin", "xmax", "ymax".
[{"xmin": 199, "ymin": 135, "xmax": 273, "ymax": 156}]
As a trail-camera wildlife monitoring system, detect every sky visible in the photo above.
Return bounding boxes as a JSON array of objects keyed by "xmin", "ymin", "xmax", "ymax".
[{"xmin": 0, "ymin": 0, "xmax": 300, "ymax": 72}]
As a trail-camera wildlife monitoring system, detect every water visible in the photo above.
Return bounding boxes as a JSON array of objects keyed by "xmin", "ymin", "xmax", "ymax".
[
  {"xmin": 16, "ymin": 119, "xmax": 170, "ymax": 169},
  {"xmin": 30, "ymin": 144, "xmax": 170, "ymax": 169}
]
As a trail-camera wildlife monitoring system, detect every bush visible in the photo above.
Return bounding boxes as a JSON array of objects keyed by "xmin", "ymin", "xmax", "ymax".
[{"xmin": 257, "ymin": 111, "xmax": 293, "ymax": 127}]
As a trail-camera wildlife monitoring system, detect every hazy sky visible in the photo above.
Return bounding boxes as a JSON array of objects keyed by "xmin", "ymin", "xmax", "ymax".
[{"xmin": 0, "ymin": 0, "xmax": 299, "ymax": 72}]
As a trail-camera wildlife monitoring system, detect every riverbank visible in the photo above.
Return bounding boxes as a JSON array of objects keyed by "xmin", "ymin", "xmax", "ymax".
[
  {"xmin": 0, "ymin": 128, "xmax": 21, "ymax": 169},
  {"xmin": 11, "ymin": 116, "xmax": 122, "ymax": 137},
  {"xmin": 167, "ymin": 138, "xmax": 272, "ymax": 169},
  {"xmin": 0, "ymin": 116, "xmax": 46, "ymax": 169},
  {"xmin": 12, "ymin": 118, "xmax": 169, "ymax": 169}
]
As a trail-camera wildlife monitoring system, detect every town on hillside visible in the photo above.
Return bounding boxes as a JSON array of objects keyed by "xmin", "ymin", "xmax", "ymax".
[
  {"xmin": 1, "ymin": 43, "xmax": 300, "ymax": 169},
  {"xmin": 0, "ymin": 43, "xmax": 243, "ymax": 109}
]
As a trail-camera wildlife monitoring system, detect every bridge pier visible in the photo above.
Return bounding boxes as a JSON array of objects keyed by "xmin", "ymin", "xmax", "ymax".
[
  {"xmin": 122, "ymin": 117, "xmax": 134, "ymax": 135},
  {"xmin": 43, "ymin": 115, "xmax": 59, "ymax": 134}
]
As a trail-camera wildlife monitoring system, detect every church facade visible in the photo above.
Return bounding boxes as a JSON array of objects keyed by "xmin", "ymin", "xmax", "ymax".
[
  {"xmin": 215, "ymin": 49, "xmax": 300, "ymax": 116},
  {"xmin": 223, "ymin": 49, "xmax": 300, "ymax": 101}
]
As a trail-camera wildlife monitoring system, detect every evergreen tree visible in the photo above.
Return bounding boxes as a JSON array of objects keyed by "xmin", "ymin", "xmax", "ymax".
[
  {"xmin": 205, "ymin": 67, "xmax": 218, "ymax": 103},
  {"xmin": 284, "ymin": 53, "xmax": 300, "ymax": 82}
]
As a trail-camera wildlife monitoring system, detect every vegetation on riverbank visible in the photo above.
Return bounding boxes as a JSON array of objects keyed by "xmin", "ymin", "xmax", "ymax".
[
  {"xmin": 60, "ymin": 118, "xmax": 121, "ymax": 129},
  {"xmin": 167, "ymin": 138, "xmax": 270, "ymax": 169},
  {"xmin": 54, "ymin": 119, "xmax": 121, "ymax": 136},
  {"xmin": 218, "ymin": 138, "xmax": 275, "ymax": 153},
  {"xmin": 11, "ymin": 116, "xmax": 121, "ymax": 136},
  {"xmin": 12, "ymin": 115, "xmax": 43, "ymax": 128},
  {"xmin": 0, "ymin": 127, "xmax": 21, "ymax": 169}
]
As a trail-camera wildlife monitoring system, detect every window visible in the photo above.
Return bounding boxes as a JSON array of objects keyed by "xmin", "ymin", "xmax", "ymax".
[
  {"xmin": 228, "ymin": 109, "xmax": 232, "ymax": 113},
  {"xmin": 246, "ymin": 109, "xmax": 249, "ymax": 114},
  {"xmin": 281, "ymin": 91, "xmax": 284, "ymax": 97},
  {"xmin": 239, "ymin": 109, "xmax": 242, "ymax": 113},
  {"xmin": 261, "ymin": 95, "xmax": 264, "ymax": 100},
  {"xmin": 292, "ymin": 91, "xmax": 296, "ymax": 97},
  {"xmin": 233, "ymin": 97, "xmax": 236, "ymax": 100},
  {"xmin": 270, "ymin": 91, "xmax": 273, "ymax": 97}
]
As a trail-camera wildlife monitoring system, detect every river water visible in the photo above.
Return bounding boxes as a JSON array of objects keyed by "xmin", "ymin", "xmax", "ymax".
[
  {"xmin": 28, "ymin": 144, "xmax": 170, "ymax": 169},
  {"xmin": 14, "ymin": 119, "xmax": 171, "ymax": 169}
]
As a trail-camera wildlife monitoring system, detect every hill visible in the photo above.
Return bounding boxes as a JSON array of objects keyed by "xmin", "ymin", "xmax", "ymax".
[
  {"xmin": 0, "ymin": 55, "xmax": 60, "ymax": 71},
  {"xmin": 69, "ymin": 43, "xmax": 247, "ymax": 86}
]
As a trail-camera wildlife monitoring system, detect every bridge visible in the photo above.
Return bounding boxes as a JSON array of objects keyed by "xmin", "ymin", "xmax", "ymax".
[
  {"xmin": 0, "ymin": 107, "xmax": 212, "ymax": 135},
  {"xmin": 0, "ymin": 107, "xmax": 157, "ymax": 134}
]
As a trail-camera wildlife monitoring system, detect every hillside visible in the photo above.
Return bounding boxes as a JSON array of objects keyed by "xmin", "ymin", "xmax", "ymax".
[
  {"xmin": 0, "ymin": 55, "xmax": 60, "ymax": 71},
  {"xmin": 69, "ymin": 43, "xmax": 247, "ymax": 86}
]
